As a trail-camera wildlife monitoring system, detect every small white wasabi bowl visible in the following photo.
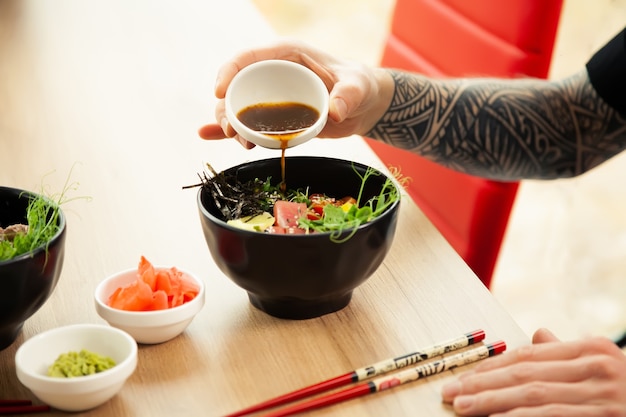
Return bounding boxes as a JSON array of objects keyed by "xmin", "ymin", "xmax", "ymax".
[
  {"xmin": 94, "ymin": 267, "xmax": 205, "ymax": 344},
  {"xmin": 15, "ymin": 324, "xmax": 137, "ymax": 412},
  {"xmin": 225, "ymin": 59, "xmax": 329, "ymax": 149}
]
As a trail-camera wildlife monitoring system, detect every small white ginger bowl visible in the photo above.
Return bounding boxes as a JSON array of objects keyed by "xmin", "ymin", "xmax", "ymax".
[
  {"xmin": 94, "ymin": 267, "xmax": 205, "ymax": 344},
  {"xmin": 15, "ymin": 324, "xmax": 137, "ymax": 412},
  {"xmin": 225, "ymin": 59, "xmax": 329, "ymax": 149}
]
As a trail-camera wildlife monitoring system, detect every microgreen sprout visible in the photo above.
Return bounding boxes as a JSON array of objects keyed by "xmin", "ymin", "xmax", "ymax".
[{"xmin": 0, "ymin": 170, "xmax": 88, "ymax": 262}]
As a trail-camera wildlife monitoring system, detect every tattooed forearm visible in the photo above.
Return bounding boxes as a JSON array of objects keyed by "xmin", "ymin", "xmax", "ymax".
[{"xmin": 366, "ymin": 70, "xmax": 626, "ymax": 180}]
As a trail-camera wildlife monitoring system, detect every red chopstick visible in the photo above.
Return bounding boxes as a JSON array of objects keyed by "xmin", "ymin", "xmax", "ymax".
[
  {"xmin": 224, "ymin": 329, "xmax": 485, "ymax": 417},
  {"xmin": 0, "ymin": 400, "xmax": 32, "ymax": 406},
  {"xmin": 0, "ymin": 400, "xmax": 50, "ymax": 415},
  {"xmin": 260, "ymin": 341, "xmax": 507, "ymax": 417}
]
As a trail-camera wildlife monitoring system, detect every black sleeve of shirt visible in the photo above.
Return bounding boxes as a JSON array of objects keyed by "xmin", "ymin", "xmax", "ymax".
[{"xmin": 585, "ymin": 27, "xmax": 626, "ymax": 117}]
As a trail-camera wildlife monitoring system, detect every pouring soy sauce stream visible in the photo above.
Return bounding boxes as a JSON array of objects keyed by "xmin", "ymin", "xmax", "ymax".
[{"xmin": 237, "ymin": 101, "xmax": 321, "ymax": 192}]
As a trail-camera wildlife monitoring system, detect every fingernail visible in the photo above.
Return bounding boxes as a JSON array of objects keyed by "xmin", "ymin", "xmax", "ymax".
[
  {"xmin": 454, "ymin": 395, "xmax": 474, "ymax": 411},
  {"xmin": 220, "ymin": 117, "xmax": 229, "ymax": 135},
  {"xmin": 332, "ymin": 97, "xmax": 347, "ymax": 122},
  {"xmin": 441, "ymin": 381, "xmax": 461, "ymax": 402}
]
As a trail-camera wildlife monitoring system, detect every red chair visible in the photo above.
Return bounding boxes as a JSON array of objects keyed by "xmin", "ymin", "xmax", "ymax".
[{"xmin": 365, "ymin": 0, "xmax": 563, "ymax": 287}]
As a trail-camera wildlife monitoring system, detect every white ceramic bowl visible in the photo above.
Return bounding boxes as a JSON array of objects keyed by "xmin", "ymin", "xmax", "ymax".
[
  {"xmin": 225, "ymin": 59, "xmax": 329, "ymax": 149},
  {"xmin": 15, "ymin": 324, "xmax": 137, "ymax": 412},
  {"xmin": 94, "ymin": 267, "xmax": 205, "ymax": 344}
]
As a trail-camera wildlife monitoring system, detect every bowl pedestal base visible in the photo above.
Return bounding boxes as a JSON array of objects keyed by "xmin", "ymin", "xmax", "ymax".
[
  {"xmin": 247, "ymin": 292, "xmax": 353, "ymax": 320},
  {"xmin": 0, "ymin": 323, "xmax": 23, "ymax": 350}
]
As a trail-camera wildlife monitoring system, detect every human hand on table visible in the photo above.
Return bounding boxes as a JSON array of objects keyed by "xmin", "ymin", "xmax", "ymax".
[
  {"xmin": 441, "ymin": 328, "xmax": 626, "ymax": 416},
  {"xmin": 197, "ymin": 40, "xmax": 393, "ymax": 148}
]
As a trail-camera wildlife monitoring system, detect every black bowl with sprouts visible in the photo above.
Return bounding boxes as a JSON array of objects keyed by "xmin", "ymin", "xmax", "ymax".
[
  {"xmin": 0, "ymin": 186, "xmax": 66, "ymax": 350},
  {"xmin": 197, "ymin": 156, "xmax": 400, "ymax": 319}
]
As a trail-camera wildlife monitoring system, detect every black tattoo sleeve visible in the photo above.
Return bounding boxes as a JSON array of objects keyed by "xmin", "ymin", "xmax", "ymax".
[{"xmin": 366, "ymin": 70, "xmax": 626, "ymax": 180}]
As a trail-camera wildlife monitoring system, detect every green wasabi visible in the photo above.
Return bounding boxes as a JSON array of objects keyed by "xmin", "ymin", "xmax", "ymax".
[{"xmin": 47, "ymin": 349, "xmax": 116, "ymax": 378}]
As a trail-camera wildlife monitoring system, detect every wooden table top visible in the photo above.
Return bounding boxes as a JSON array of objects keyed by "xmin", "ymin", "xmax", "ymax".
[{"xmin": 0, "ymin": 1, "xmax": 529, "ymax": 415}]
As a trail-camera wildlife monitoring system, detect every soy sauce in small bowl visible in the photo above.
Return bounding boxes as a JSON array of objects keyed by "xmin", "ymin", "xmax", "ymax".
[{"xmin": 237, "ymin": 101, "xmax": 320, "ymax": 139}]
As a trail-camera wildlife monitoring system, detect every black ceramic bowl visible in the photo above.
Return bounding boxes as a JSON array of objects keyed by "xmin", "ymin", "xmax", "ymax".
[
  {"xmin": 197, "ymin": 156, "xmax": 400, "ymax": 319},
  {"xmin": 0, "ymin": 187, "xmax": 66, "ymax": 350}
]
